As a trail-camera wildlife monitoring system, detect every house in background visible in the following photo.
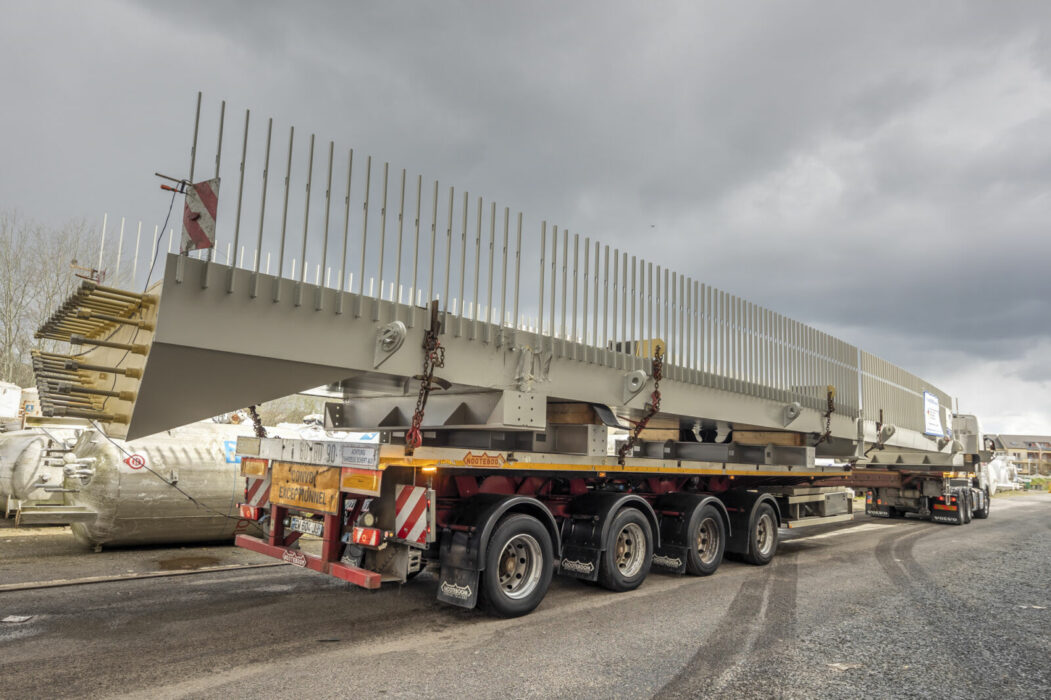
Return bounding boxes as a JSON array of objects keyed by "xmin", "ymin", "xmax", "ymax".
[{"xmin": 988, "ymin": 434, "xmax": 1051, "ymax": 476}]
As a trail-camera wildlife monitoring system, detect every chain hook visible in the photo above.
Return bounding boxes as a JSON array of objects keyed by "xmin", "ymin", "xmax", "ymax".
[
  {"xmin": 405, "ymin": 301, "xmax": 445, "ymax": 456},
  {"xmin": 617, "ymin": 348, "xmax": 664, "ymax": 465}
]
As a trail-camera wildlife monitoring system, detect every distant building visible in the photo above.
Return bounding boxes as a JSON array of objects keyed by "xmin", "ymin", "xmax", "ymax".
[{"xmin": 988, "ymin": 434, "xmax": 1051, "ymax": 475}]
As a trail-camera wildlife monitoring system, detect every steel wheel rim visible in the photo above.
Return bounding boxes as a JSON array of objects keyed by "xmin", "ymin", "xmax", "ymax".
[
  {"xmin": 615, "ymin": 522, "xmax": 646, "ymax": 577},
  {"xmin": 497, "ymin": 533, "xmax": 542, "ymax": 600},
  {"xmin": 696, "ymin": 517, "xmax": 719, "ymax": 565},
  {"xmin": 755, "ymin": 512, "xmax": 774, "ymax": 557}
]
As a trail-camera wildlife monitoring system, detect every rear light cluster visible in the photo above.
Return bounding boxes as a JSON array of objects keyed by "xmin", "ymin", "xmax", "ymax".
[
  {"xmin": 239, "ymin": 505, "xmax": 262, "ymax": 520},
  {"xmin": 352, "ymin": 526, "xmax": 386, "ymax": 547}
]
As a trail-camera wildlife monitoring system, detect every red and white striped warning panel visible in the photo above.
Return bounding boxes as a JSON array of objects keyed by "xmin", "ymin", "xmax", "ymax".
[
  {"xmin": 244, "ymin": 474, "xmax": 271, "ymax": 508},
  {"xmin": 394, "ymin": 484, "xmax": 431, "ymax": 545},
  {"xmin": 181, "ymin": 177, "xmax": 219, "ymax": 252}
]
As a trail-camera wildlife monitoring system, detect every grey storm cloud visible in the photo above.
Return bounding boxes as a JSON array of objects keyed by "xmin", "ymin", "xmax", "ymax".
[{"xmin": 1, "ymin": 0, "xmax": 1049, "ymax": 431}]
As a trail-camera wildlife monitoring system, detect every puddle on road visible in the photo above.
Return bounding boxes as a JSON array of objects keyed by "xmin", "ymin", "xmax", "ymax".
[{"xmin": 156, "ymin": 555, "xmax": 222, "ymax": 571}]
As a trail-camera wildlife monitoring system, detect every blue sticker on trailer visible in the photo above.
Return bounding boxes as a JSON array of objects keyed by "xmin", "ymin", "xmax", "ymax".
[{"xmin": 224, "ymin": 440, "xmax": 241, "ymax": 463}]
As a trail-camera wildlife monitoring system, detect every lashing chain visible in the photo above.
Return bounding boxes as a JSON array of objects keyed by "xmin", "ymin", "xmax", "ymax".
[
  {"xmin": 814, "ymin": 385, "xmax": 835, "ymax": 446},
  {"xmin": 405, "ymin": 301, "xmax": 445, "ymax": 456},
  {"xmin": 248, "ymin": 404, "xmax": 268, "ymax": 439},
  {"xmin": 617, "ymin": 349, "xmax": 664, "ymax": 466}
]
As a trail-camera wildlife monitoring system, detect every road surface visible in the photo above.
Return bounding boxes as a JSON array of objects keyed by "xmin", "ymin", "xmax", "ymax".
[{"xmin": 1, "ymin": 493, "xmax": 1049, "ymax": 698}]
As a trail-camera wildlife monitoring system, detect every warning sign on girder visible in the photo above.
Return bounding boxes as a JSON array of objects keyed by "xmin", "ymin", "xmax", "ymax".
[{"xmin": 180, "ymin": 178, "xmax": 219, "ymax": 253}]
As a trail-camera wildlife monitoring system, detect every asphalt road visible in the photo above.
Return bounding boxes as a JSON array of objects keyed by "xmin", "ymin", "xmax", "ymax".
[{"xmin": 1, "ymin": 493, "xmax": 1049, "ymax": 699}]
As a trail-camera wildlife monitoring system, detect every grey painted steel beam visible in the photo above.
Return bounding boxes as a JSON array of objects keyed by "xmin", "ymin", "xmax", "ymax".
[{"xmin": 109, "ymin": 255, "xmax": 941, "ymax": 454}]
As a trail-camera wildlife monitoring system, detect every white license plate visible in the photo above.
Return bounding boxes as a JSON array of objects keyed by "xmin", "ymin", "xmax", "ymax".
[{"xmin": 289, "ymin": 516, "xmax": 324, "ymax": 537}]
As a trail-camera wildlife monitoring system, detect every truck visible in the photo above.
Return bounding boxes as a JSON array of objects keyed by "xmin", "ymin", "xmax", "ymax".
[{"xmin": 31, "ymin": 92, "xmax": 991, "ymax": 616}]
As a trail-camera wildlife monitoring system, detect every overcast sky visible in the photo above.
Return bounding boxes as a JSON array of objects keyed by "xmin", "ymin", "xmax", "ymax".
[{"xmin": 2, "ymin": 1, "xmax": 1048, "ymax": 434}]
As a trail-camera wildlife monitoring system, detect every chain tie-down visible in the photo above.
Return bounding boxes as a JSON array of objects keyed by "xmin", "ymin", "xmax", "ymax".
[
  {"xmin": 405, "ymin": 301, "xmax": 447, "ymax": 456},
  {"xmin": 814, "ymin": 385, "xmax": 836, "ymax": 446},
  {"xmin": 248, "ymin": 404, "xmax": 268, "ymax": 439},
  {"xmin": 617, "ymin": 349, "xmax": 664, "ymax": 466}
]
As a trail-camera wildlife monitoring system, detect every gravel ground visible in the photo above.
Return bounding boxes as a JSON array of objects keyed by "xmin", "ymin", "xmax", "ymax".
[{"xmin": 0, "ymin": 493, "xmax": 1048, "ymax": 699}]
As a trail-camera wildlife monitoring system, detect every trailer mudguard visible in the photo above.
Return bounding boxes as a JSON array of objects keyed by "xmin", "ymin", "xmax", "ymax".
[
  {"xmin": 651, "ymin": 493, "xmax": 731, "ymax": 573},
  {"xmin": 720, "ymin": 490, "xmax": 781, "ymax": 555},
  {"xmin": 437, "ymin": 493, "xmax": 560, "ymax": 608},
  {"xmin": 559, "ymin": 492, "xmax": 660, "ymax": 581}
]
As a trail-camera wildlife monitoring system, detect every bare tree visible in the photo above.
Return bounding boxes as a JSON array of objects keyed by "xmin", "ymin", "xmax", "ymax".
[{"xmin": 0, "ymin": 211, "xmax": 96, "ymax": 385}]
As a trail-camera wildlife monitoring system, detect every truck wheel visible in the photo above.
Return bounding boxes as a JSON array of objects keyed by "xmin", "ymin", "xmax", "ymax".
[
  {"xmin": 598, "ymin": 508, "xmax": 653, "ymax": 592},
  {"xmin": 948, "ymin": 494, "xmax": 966, "ymax": 525},
  {"xmin": 961, "ymin": 491, "xmax": 973, "ymax": 524},
  {"xmin": 973, "ymin": 488, "xmax": 990, "ymax": 519},
  {"xmin": 742, "ymin": 503, "xmax": 778, "ymax": 565},
  {"xmin": 685, "ymin": 503, "xmax": 726, "ymax": 576},
  {"xmin": 479, "ymin": 514, "xmax": 553, "ymax": 617}
]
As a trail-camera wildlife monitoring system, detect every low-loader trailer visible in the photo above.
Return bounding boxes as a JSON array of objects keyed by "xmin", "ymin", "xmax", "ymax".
[
  {"xmin": 232, "ymin": 419, "xmax": 858, "ymax": 616},
  {"xmin": 31, "ymin": 92, "xmax": 991, "ymax": 616}
]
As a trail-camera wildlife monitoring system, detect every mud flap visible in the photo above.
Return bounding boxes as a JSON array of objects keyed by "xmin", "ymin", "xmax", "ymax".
[
  {"xmin": 865, "ymin": 492, "xmax": 891, "ymax": 518},
  {"xmin": 930, "ymin": 506, "xmax": 961, "ymax": 525},
  {"xmin": 651, "ymin": 545, "xmax": 689, "ymax": 573},
  {"xmin": 436, "ymin": 566, "xmax": 480, "ymax": 608},
  {"xmin": 437, "ymin": 528, "xmax": 481, "ymax": 608},
  {"xmin": 558, "ymin": 543, "xmax": 601, "ymax": 581}
]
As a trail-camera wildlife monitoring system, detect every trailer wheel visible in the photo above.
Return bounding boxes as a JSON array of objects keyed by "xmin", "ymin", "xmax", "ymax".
[
  {"xmin": 973, "ymin": 487, "xmax": 990, "ymax": 519},
  {"xmin": 598, "ymin": 508, "xmax": 653, "ymax": 592},
  {"xmin": 685, "ymin": 504, "xmax": 726, "ymax": 576},
  {"xmin": 742, "ymin": 503, "xmax": 778, "ymax": 566},
  {"xmin": 479, "ymin": 514, "xmax": 553, "ymax": 617}
]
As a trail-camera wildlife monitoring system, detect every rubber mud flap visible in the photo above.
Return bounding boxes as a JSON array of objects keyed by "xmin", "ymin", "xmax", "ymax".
[
  {"xmin": 437, "ymin": 566, "xmax": 480, "ymax": 608},
  {"xmin": 437, "ymin": 527, "xmax": 482, "ymax": 608},
  {"xmin": 559, "ymin": 544, "xmax": 601, "ymax": 580},
  {"xmin": 931, "ymin": 507, "xmax": 962, "ymax": 525},
  {"xmin": 866, "ymin": 503, "xmax": 891, "ymax": 518},
  {"xmin": 865, "ymin": 491, "xmax": 890, "ymax": 518},
  {"xmin": 651, "ymin": 545, "xmax": 689, "ymax": 573}
]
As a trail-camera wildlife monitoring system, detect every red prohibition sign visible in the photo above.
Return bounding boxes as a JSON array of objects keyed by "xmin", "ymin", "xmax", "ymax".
[{"xmin": 124, "ymin": 454, "xmax": 147, "ymax": 470}]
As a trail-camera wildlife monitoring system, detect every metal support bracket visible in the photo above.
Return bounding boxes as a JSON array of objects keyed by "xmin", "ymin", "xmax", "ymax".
[
  {"xmin": 782, "ymin": 401, "xmax": 802, "ymax": 427},
  {"xmin": 623, "ymin": 369, "xmax": 648, "ymax": 403},
  {"xmin": 373, "ymin": 321, "xmax": 407, "ymax": 369}
]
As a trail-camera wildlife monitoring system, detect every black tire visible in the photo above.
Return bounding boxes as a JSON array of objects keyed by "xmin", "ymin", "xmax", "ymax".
[
  {"xmin": 685, "ymin": 504, "xmax": 726, "ymax": 576},
  {"xmin": 887, "ymin": 507, "xmax": 905, "ymax": 519},
  {"xmin": 973, "ymin": 488, "xmax": 991, "ymax": 519},
  {"xmin": 479, "ymin": 514, "xmax": 554, "ymax": 617},
  {"xmin": 948, "ymin": 494, "xmax": 966, "ymax": 525},
  {"xmin": 961, "ymin": 490, "xmax": 973, "ymax": 524},
  {"xmin": 598, "ymin": 508, "xmax": 654, "ymax": 592},
  {"xmin": 742, "ymin": 503, "xmax": 779, "ymax": 565}
]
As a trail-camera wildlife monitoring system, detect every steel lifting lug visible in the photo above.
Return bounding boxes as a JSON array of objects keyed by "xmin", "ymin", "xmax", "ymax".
[
  {"xmin": 373, "ymin": 320, "xmax": 408, "ymax": 368},
  {"xmin": 622, "ymin": 369, "xmax": 648, "ymax": 403}
]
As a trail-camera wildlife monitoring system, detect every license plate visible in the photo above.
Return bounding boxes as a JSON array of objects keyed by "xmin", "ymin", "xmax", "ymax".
[{"xmin": 289, "ymin": 516, "xmax": 324, "ymax": 537}]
